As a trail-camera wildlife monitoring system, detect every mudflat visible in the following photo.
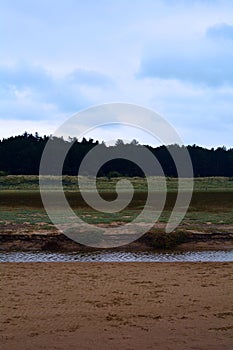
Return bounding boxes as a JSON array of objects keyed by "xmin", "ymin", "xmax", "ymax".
[{"xmin": 1, "ymin": 262, "xmax": 233, "ymax": 350}]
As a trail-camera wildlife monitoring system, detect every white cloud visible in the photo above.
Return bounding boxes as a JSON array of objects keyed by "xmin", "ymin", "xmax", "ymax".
[
  {"xmin": 0, "ymin": 0, "xmax": 232, "ymax": 147},
  {"xmin": 0, "ymin": 118, "xmax": 59, "ymax": 140}
]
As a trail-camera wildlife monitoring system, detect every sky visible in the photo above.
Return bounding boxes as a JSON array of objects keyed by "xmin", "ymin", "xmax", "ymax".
[{"xmin": 1, "ymin": 0, "xmax": 233, "ymax": 148}]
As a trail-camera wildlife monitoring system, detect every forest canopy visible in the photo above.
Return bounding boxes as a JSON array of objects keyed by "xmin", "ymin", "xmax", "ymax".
[{"xmin": 0, "ymin": 132, "xmax": 232, "ymax": 177}]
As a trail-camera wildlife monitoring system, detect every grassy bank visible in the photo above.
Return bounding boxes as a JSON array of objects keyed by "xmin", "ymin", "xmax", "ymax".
[
  {"xmin": 0, "ymin": 176, "xmax": 232, "ymax": 250},
  {"xmin": 1, "ymin": 175, "xmax": 233, "ymax": 191}
]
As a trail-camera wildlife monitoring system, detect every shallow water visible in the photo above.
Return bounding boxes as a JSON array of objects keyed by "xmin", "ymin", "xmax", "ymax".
[{"xmin": 0, "ymin": 250, "xmax": 232, "ymax": 262}]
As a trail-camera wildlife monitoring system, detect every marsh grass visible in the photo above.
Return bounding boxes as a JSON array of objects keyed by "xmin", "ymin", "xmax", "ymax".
[
  {"xmin": 0, "ymin": 176, "xmax": 232, "ymax": 236},
  {"xmin": 0, "ymin": 208, "xmax": 54, "ymax": 231},
  {"xmin": 1, "ymin": 175, "xmax": 233, "ymax": 191}
]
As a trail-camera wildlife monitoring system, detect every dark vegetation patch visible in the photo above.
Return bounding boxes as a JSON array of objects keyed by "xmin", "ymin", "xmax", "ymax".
[
  {"xmin": 139, "ymin": 230, "xmax": 189, "ymax": 249},
  {"xmin": 0, "ymin": 132, "xmax": 232, "ymax": 177},
  {"xmin": 0, "ymin": 190, "xmax": 232, "ymax": 211}
]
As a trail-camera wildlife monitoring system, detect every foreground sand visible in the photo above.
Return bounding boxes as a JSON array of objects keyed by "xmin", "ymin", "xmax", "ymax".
[{"xmin": 1, "ymin": 262, "xmax": 233, "ymax": 350}]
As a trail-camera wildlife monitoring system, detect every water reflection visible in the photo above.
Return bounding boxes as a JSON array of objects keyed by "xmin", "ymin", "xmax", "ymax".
[{"xmin": 0, "ymin": 250, "xmax": 232, "ymax": 262}]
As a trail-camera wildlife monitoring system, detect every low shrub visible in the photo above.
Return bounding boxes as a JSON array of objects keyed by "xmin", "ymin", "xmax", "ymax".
[
  {"xmin": 150, "ymin": 230, "xmax": 189, "ymax": 249},
  {"xmin": 0, "ymin": 171, "xmax": 8, "ymax": 176}
]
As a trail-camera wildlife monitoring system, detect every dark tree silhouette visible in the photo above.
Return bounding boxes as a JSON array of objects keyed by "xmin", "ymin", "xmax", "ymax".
[{"xmin": 0, "ymin": 133, "xmax": 232, "ymax": 177}]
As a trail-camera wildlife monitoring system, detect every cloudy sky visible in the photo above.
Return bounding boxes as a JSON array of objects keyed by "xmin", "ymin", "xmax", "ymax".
[{"xmin": 1, "ymin": 0, "xmax": 233, "ymax": 147}]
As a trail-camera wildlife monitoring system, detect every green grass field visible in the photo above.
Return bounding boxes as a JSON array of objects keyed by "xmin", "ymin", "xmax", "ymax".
[
  {"xmin": 1, "ymin": 175, "xmax": 233, "ymax": 191},
  {"xmin": 0, "ymin": 176, "xmax": 232, "ymax": 239}
]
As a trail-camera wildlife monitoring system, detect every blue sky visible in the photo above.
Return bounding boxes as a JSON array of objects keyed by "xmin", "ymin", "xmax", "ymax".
[{"xmin": 0, "ymin": 0, "xmax": 233, "ymax": 147}]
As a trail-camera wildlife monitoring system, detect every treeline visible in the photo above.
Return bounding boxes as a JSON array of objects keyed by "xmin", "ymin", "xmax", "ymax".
[{"xmin": 0, "ymin": 132, "xmax": 232, "ymax": 177}]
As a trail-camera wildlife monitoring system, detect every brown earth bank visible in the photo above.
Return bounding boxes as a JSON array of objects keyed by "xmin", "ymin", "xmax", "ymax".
[
  {"xmin": 0, "ymin": 228, "xmax": 233, "ymax": 251},
  {"xmin": 1, "ymin": 262, "xmax": 233, "ymax": 350}
]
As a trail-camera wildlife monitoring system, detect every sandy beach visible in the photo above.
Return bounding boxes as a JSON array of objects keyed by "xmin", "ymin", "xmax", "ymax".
[{"xmin": 1, "ymin": 262, "xmax": 233, "ymax": 350}]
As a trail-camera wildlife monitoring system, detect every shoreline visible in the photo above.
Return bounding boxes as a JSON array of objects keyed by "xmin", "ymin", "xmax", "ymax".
[{"xmin": 1, "ymin": 230, "xmax": 233, "ymax": 251}]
